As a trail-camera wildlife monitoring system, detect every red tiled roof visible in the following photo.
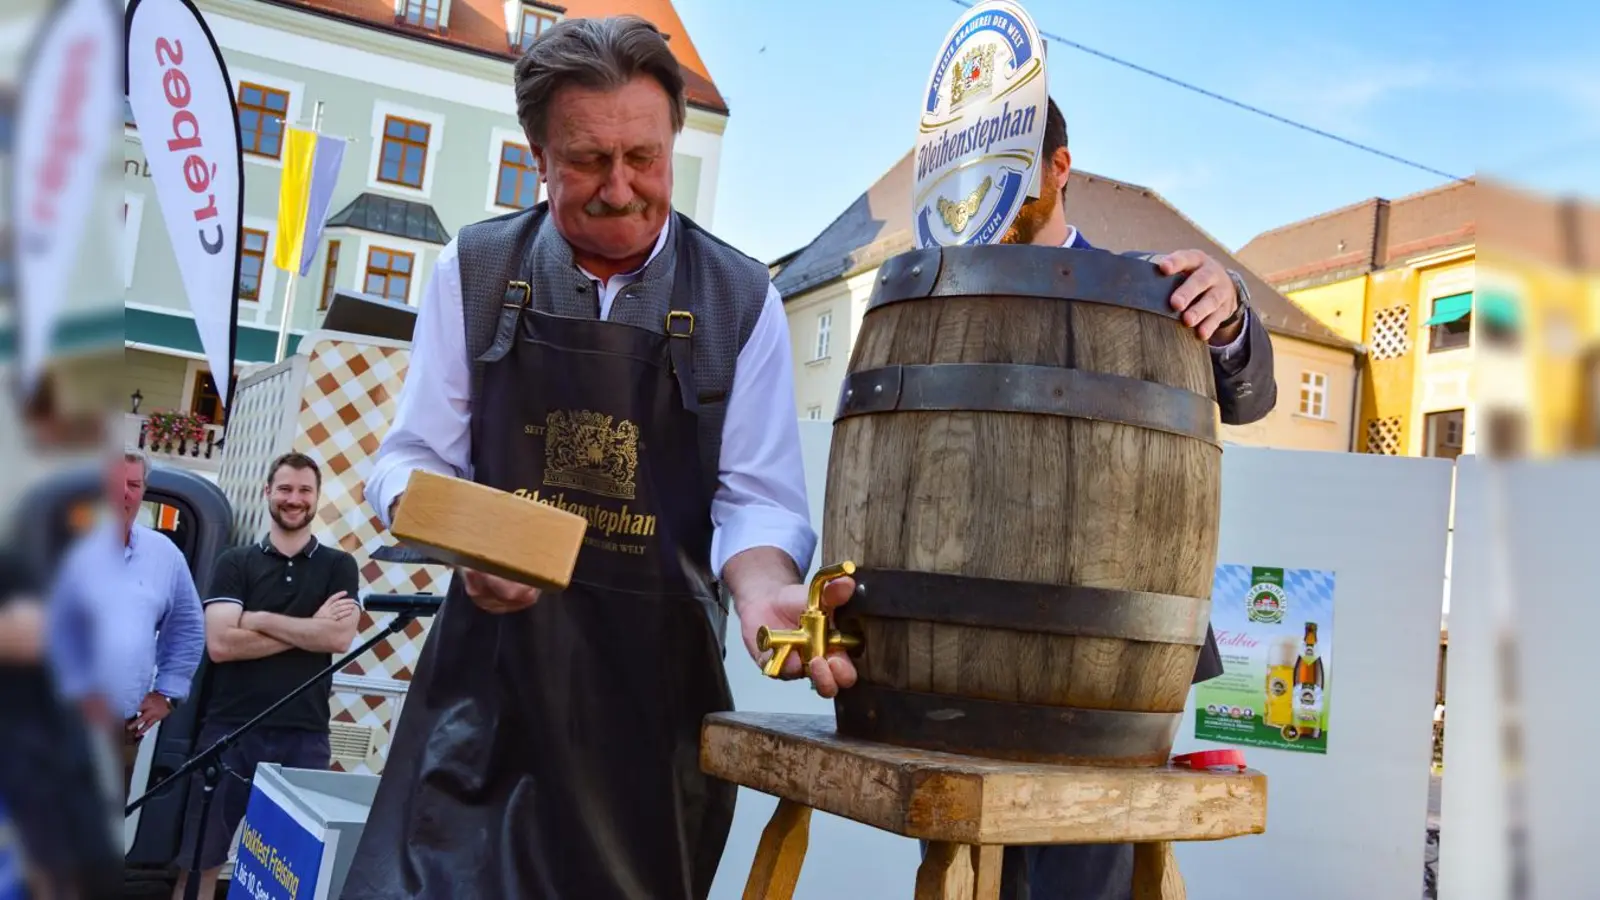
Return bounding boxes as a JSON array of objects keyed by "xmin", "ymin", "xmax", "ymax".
[
  {"xmin": 256, "ymin": 0, "xmax": 728, "ymax": 114},
  {"xmin": 1235, "ymin": 180, "xmax": 1478, "ymax": 290}
]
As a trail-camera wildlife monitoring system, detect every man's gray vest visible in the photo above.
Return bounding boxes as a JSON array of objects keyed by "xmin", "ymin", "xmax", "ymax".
[{"xmin": 454, "ymin": 204, "xmax": 774, "ymax": 502}]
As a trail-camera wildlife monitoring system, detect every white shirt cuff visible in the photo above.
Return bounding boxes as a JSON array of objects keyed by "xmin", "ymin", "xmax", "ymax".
[
  {"xmin": 711, "ymin": 505, "xmax": 818, "ymax": 582},
  {"xmin": 1208, "ymin": 307, "xmax": 1251, "ymax": 362}
]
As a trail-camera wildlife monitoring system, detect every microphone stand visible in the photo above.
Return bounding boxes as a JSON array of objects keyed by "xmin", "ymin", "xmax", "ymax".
[{"xmin": 126, "ymin": 608, "xmax": 421, "ymax": 900}]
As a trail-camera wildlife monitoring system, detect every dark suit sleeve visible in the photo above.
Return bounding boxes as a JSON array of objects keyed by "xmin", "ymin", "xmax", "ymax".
[
  {"xmin": 1115, "ymin": 249, "xmax": 1280, "ymax": 427},
  {"xmin": 1211, "ymin": 307, "xmax": 1278, "ymax": 427}
]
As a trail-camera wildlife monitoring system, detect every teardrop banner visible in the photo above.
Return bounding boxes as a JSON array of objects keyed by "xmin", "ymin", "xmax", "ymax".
[
  {"xmin": 10, "ymin": 0, "xmax": 120, "ymax": 400},
  {"xmin": 124, "ymin": 0, "xmax": 244, "ymax": 414},
  {"xmin": 913, "ymin": 0, "xmax": 1048, "ymax": 249}
]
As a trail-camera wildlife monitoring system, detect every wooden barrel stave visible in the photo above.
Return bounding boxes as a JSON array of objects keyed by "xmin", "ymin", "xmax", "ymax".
[{"xmin": 824, "ymin": 245, "xmax": 1222, "ymax": 767}]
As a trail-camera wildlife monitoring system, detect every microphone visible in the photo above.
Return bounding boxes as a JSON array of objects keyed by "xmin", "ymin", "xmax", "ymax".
[{"xmin": 362, "ymin": 593, "xmax": 445, "ymax": 617}]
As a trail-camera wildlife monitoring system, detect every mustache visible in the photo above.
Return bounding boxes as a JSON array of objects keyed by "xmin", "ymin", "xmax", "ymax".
[{"xmin": 584, "ymin": 198, "xmax": 648, "ymax": 217}]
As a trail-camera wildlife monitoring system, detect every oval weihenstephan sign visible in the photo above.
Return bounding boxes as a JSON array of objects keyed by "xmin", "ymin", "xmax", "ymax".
[{"xmin": 913, "ymin": 0, "xmax": 1047, "ymax": 249}]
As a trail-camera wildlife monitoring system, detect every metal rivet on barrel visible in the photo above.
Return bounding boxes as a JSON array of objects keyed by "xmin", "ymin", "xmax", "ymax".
[
  {"xmin": 874, "ymin": 384, "xmax": 883, "ymax": 393},
  {"xmin": 910, "ymin": 265, "xmax": 923, "ymax": 277},
  {"xmin": 881, "ymin": 273, "xmax": 890, "ymax": 283}
]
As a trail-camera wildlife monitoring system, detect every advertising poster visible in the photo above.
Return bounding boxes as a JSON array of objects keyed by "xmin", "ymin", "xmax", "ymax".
[
  {"xmin": 1194, "ymin": 564, "xmax": 1335, "ymax": 754},
  {"xmin": 227, "ymin": 784, "xmax": 323, "ymax": 900}
]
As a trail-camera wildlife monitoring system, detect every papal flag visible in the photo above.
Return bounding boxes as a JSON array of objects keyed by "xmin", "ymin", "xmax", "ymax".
[{"xmin": 274, "ymin": 124, "xmax": 345, "ymax": 275}]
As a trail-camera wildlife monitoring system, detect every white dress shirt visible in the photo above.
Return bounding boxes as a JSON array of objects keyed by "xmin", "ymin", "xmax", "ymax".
[{"xmin": 364, "ymin": 216, "xmax": 819, "ymax": 580}]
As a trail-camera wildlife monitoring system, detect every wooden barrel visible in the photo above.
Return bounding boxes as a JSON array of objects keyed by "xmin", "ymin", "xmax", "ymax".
[{"xmin": 825, "ymin": 242, "xmax": 1222, "ymax": 768}]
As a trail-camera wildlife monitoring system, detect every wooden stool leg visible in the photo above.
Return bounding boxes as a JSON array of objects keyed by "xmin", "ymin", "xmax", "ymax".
[
  {"xmin": 915, "ymin": 842, "xmax": 997, "ymax": 900},
  {"xmin": 1132, "ymin": 842, "xmax": 1186, "ymax": 900},
  {"xmin": 743, "ymin": 799, "xmax": 812, "ymax": 900},
  {"xmin": 970, "ymin": 845, "xmax": 1003, "ymax": 900}
]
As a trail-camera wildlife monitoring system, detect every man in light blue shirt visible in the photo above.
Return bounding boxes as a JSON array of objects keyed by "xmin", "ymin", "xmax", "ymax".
[{"xmin": 46, "ymin": 450, "xmax": 205, "ymax": 796}]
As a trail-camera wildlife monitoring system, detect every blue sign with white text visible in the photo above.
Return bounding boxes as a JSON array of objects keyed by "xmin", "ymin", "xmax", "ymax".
[{"xmin": 226, "ymin": 783, "xmax": 324, "ymax": 900}]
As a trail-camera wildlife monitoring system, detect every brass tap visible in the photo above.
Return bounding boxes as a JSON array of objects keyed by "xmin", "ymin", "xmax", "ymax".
[{"xmin": 756, "ymin": 561, "xmax": 863, "ymax": 678}]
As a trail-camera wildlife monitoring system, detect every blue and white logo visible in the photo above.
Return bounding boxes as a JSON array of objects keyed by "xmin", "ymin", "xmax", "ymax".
[{"xmin": 914, "ymin": 0, "xmax": 1048, "ymax": 249}]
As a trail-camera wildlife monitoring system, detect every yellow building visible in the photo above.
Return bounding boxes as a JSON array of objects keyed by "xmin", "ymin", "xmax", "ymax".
[
  {"xmin": 1237, "ymin": 178, "xmax": 1600, "ymax": 459},
  {"xmin": 775, "ymin": 152, "xmax": 1363, "ymax": 453}
]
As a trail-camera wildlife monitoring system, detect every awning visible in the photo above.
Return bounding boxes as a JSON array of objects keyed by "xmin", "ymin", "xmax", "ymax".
[
  {"xmin": 124, "ymin": 308, "xmax": 301, "ymax": 363},
  {"xmin": 0, "ymin": 306, "xmax": 126, "ymax": 362},
  {"xmin": 1478, "ymin": 290, "xmax": 1521, "ymax": 328},
  {"xmin": 1424, "ymin": 292, "xmax": 1472, "ymax": 326}
]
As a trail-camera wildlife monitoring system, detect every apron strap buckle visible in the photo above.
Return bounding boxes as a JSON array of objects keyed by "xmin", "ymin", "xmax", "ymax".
[
  {"xmin": 504, "ymin": 280, "xmax": 533, "ymax": 310},
  {"xmin": 665, "ymin": 309, "xmax": 699, "ymax": 416},
  {"xmin": 479, "ymin": 281, "xmax": 533, "ymax": 364},
  {"xmin": 666, "ymin": 310, "xmax": 695, "ymax": 337}
]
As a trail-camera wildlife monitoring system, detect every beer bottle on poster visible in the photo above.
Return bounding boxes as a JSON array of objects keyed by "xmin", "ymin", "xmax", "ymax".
[{"xmin": 1293, "ymin": 622, "xmax": 1326, "ymax": 739}]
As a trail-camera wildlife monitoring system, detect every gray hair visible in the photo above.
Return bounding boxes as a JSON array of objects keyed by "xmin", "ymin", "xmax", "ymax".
[
  {"xmin": 513, "ymin": 15, "xmax": 686, "ymax": 146},
  {"xmin": 123, "ymin": 449, "xmax": 150, "ymax": 478}
]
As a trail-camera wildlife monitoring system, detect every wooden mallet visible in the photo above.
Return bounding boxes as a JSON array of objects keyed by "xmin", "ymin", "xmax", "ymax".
[{"xmin": 388, "ymin": 469, "xmax": 588, "ymax": 591}]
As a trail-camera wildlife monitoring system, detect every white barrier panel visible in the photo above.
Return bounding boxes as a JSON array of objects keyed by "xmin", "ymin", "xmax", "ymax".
[
  {"xmin": 1169, "ymin": 446, "xmax": 1451, "ymax": 900},
  {"xmin": 711, "ymin": 431, "xmax": 1453, "ymax": 900},
  {"xmin": 1437, "ymin": 456, "xmax": 1512, "ymax": 900},
  {"xmin": 1441, "ymin": 455, "xmax": 1600, "ymax": 900}
]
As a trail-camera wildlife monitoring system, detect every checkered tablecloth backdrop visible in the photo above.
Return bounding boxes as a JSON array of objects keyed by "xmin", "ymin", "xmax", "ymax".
[{"xmin": 291, "ymin": 338, "xmax": 452, "ymax": 773}]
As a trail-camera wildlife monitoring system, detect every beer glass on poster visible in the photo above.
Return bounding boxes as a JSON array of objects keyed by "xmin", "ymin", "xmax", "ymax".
[{"xmin": 125, "ymin": 548, "xmax": 444, "ymax": 900}]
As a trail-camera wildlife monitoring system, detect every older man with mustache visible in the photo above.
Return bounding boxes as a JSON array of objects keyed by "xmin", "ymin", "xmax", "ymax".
[{"xmin": 350, "ymin": 14, "xmax": 844, "ymax": 900}]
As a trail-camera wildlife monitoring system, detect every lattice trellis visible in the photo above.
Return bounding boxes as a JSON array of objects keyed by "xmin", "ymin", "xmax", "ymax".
[
  {"xmin": 1365, "ymin": 416, "xmax": 1404, "ymax": 455},
  {"xmin": 1370, "ymin": 306, "xmax": 1413, "ymax": 361}
]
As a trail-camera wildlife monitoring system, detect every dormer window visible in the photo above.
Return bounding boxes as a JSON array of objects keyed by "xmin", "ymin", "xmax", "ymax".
[
  {"xmin": 397, "ymin": 0, "xmax": 451, "ymax": 31},
  {"xmin": 402, "ymin": 0, "xmax": 442, "ymax": 29},
  {"xmin": 518, "ymin": 3, "xmax": 559, "ymax": 50}
]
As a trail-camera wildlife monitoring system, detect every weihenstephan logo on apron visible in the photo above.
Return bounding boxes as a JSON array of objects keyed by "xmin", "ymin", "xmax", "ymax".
[
  {"xmin": 914, "ymin": 0, "xmax": 1048, "ymax": 249},
  {"xmin": 519, "ymin": 410, "xmax": 657, "ymax": 550}
]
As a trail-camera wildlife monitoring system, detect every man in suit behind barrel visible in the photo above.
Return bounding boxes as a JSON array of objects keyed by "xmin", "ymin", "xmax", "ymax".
[
  {"xmin": 993, "ymin": 96, "xmax": 1279, "ymax": 900},
  {"xmin": 343, "ymin": 14, "xmax": 859, "ymax": 900}
]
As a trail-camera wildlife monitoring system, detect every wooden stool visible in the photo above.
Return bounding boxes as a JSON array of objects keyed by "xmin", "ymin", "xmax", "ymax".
[{"xmin": 701, "ymin": 712, "xmax": 1266, "ymax": 900}]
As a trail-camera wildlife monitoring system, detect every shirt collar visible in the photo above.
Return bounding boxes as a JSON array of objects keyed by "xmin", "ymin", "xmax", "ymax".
[
  {"xmin": 1060, "ymin": 225, "xmax": 1081, "ymax": 248},
  {"xmin": 259, "ymin": 535, "xmax": 320, "ymax": 559},
  {"xmin": 574, "ymin": 214, "xmax": 672, "ymax": 287}
]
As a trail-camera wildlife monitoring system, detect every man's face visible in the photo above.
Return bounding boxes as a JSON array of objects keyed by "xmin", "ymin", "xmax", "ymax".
[
  {"xmin": 532, "ymin": 74, "xmax": 675, "ymax": 264},
  {"xmin": 266, "ymin": 466, "xmax": 319, "ymax": 533},
  {"xmin": 108, "ymin": 459, "xmax": 145, "ymax": 529},
  {"xmin": 999, "ymin": 146, "xmax": 1068, "ymax": 246}
]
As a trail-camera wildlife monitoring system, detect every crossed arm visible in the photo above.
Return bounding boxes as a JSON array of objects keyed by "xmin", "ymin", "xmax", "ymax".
[{"xmin": 205, "ymin": 593, "xmax": 360, "ymax": 662}]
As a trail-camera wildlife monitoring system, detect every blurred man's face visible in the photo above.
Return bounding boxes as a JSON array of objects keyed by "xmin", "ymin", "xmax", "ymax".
[
  {"xmin": 1000, "ymin": 146, "xmax": 1070, "ymax": 246},
  {"xmin": 532, "ymin": 75, "xmax": 675, "ymax": 271},
  {"xmin": 108, "ymin": 459, "xmax": 145, "ymax": 533},
  {"xmin": 266, "ymin": 465, "xmax": 319, "ymax": 533}
]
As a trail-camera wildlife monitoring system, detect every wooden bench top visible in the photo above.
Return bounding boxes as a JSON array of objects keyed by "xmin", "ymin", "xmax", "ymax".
[{"xmin": 701, "ymin": 711, "xmax": 1267, "ymax": 847}]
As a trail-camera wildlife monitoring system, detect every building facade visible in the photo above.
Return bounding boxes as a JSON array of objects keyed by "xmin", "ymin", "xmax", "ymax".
[
  {"xmin": 776, "ymin": 152, "xmax": 1363, "ymax": 453},
  {"xmin": 1236, "ymin": 178, "xmax": 1600, "ymax": 461},
  {"xmin": 122, "ymin": 0, "xmax": 729, "ymax": 475}
]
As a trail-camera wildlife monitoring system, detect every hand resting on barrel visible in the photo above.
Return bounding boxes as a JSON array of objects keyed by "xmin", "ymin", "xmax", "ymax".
[
  {"xmin": 1152, "ymin": 249, "xmax": 1243, "ymax": 346},
  {"xmin": 461, "ymin": 568, "xmax": 541, "ymax": 614}
]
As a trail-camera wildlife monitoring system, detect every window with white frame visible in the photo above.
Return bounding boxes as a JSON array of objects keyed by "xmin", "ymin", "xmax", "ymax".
[
  {"xmin": 806, "ymin": 406, "xmax": 823, "ymax": 420},
  {"xmin": 1298, "ymin": 370, "xmax": 1327, "ymax": 418},
  {"xmin": 814, "ymin": 311, "xmax": 831, "ymax": 360},
  {"xmin": 519, "ymin": 4, "xmax": 559, "ymax": 50},
  {"xmin": 400, "ymin": 0, "xmax": 442, "ymax": 29}
]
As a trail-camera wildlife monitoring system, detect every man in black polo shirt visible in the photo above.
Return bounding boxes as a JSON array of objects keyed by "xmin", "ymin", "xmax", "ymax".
[{"xmin": 172, "ymin": 452, "xmax": 360, "ymax": 900}]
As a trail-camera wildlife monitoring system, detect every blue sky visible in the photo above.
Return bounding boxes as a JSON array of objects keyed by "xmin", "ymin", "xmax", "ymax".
[{"xmin": 673, "ymin": 0, "xmax": 1599, "ymax": 265}]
